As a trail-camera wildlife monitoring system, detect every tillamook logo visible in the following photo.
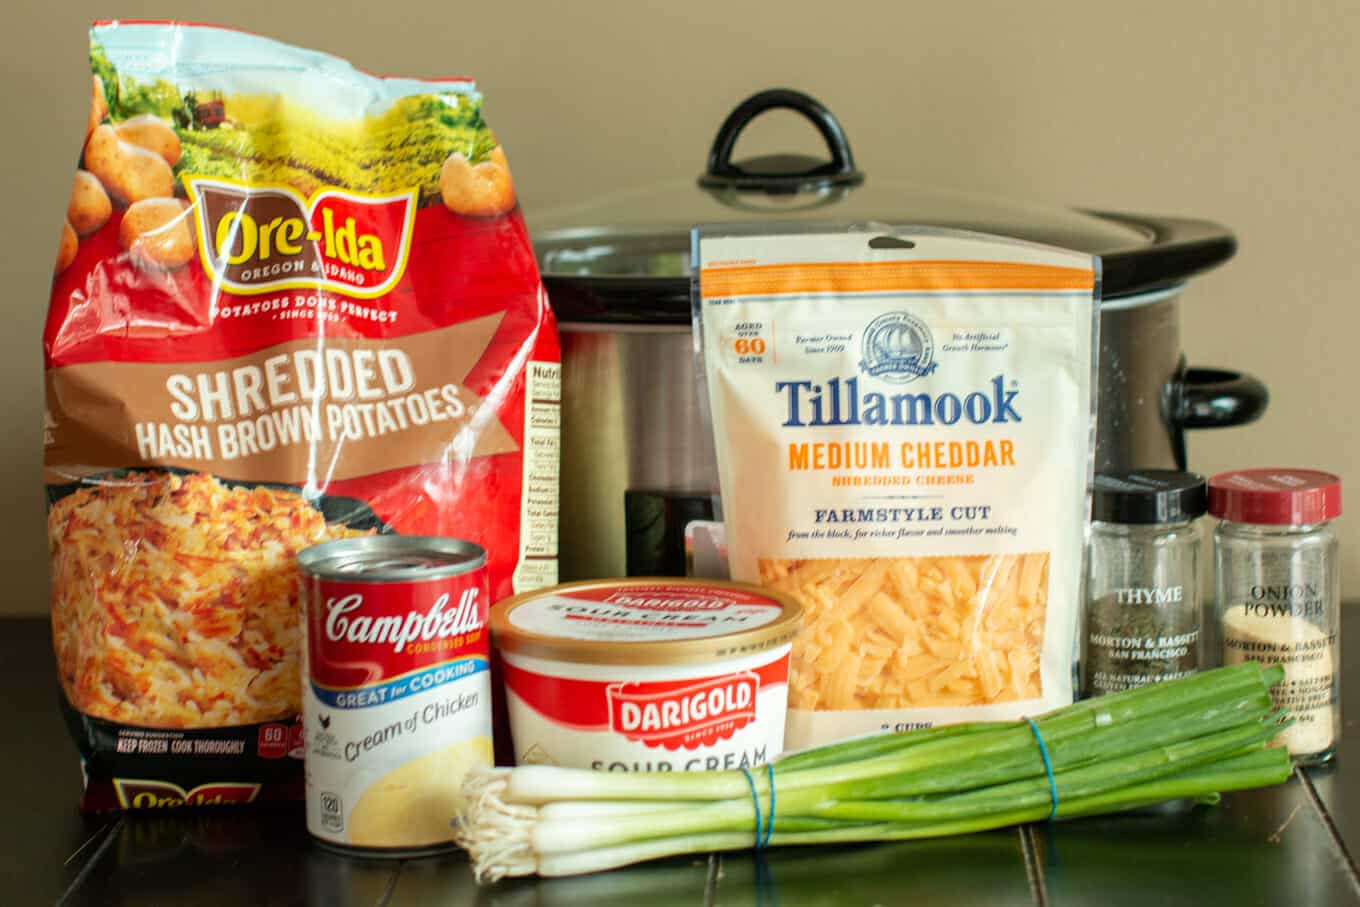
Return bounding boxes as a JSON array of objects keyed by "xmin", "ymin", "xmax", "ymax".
[
  {"xmin": 778, "ymin": 312, "xmax": 1021, "ymax": 428},
  {"xmin": 777, "ymin": 375, "xmax": 1020, "ymax": 428},
  {"xmin": 185, "ymin": 176, "xmax": 416, "ymax": 298},
  {"xmin": 607, "ymin": 673, "xmax": 759, "ymax": 751}
]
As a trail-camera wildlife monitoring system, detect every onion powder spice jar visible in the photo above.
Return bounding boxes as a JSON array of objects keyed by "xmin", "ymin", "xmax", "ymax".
[
  {"xmin": 1083, "ymin": 470, "xmax": 1208, "ymax": 698},
  {"xmin": 1210, "ymin": 469, "xmax": 1343, "ymax": 763}
]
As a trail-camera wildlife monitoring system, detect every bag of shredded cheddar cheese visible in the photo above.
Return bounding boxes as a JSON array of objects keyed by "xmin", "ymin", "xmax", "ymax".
[{"xmin": 694, "ymin": 225, "xmax": 1099, "ymax": 750}]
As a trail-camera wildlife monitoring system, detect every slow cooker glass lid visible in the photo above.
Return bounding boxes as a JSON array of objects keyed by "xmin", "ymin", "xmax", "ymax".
[
  {"xmin": 533, "ymin": 177, "xmax": 1152, "ymax": 280},
  {"xmin": 533, "ymin": 89, "xmax": 1233, "ymax": 310}
]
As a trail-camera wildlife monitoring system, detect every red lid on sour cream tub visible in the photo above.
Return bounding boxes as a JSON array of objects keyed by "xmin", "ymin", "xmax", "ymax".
[{"xmin": 489, "ymin": 578, "xmax": 802, "ymax": 666}]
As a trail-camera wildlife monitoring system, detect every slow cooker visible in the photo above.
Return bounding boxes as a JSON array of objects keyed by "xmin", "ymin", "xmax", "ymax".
[{"xmin": 531, "ymin": 89, "xmax": 1268, "ymax": 581}]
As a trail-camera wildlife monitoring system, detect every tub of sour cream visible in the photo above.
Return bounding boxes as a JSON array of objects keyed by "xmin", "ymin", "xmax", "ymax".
[{"xmin": 490, "ymin": 578, "xmax": 801, "ymax": 772}]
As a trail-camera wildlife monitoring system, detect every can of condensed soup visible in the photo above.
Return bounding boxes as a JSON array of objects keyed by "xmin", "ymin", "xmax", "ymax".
[
  {"xmin": 491, "ymin": 578, "xmax": 801, "ymax": 772},
  {"xmin": 298, "ymin": 536, "xmax": 491, "ymax": 855}
]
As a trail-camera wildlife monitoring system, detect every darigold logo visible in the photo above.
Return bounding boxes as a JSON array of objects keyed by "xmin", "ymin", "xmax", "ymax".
[
  {"xmin": 607, "ymin": 673, "xmax": 759, "ymax": 751},
  {"xmin": 602, "ymin": 592, "xmax": 732, "ymax": 612},
  {"xmin": 860, "ymin": 312, "xmax": 936, "ymax": 383}
]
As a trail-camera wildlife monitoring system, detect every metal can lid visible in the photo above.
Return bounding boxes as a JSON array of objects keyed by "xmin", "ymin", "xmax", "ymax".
[
  {"xmin": 298, "ymin": 536, "xmax": 486, "ymax": 582},
  {"xmin": 1208, "ymin": 468, "xmax": 1342, "ymax": 526},
  {"xmin": 490, "ymin": 578, "xmax": 803, "ymax": 666},
  {"xmin": 1092, "ymin": 470, "xmax": 1208, "ymax": 525}
]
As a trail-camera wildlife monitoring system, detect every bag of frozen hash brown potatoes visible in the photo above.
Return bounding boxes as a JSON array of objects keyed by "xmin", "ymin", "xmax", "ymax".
[
  {"xmin": 45, "ymin": 22, "xmax": 560, "ymax": 810},
  {"xmin": 694, "ymin": 224, "xmax": 1098, "ymax": 750}
]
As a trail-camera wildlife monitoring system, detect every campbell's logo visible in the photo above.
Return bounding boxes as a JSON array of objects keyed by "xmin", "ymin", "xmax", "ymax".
[
  {"xmin": 113, "ymin": 779, "xmax": 260, "ymax": 809},
  {"xmin": 308, "ymin": 575, "xmax": 489, "ymax": 693},
  {"xmin": 324, "ymin": 589, "xmax": 483, "ymax": 654},
  {"xmin": 606, "ymin": 673, "xmax": 759, "ymax": 751},
  {"xmin": 185, "ymin": 176, "xmax": 416, "ymax": 298}
]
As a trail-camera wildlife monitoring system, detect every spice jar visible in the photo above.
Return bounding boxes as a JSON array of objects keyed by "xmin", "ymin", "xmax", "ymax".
[
  {"xmin": 1210, "ymin": 469, "xmax": 1342, "ymax": 764},
  {"xmin": 1082, "ymin": 470, "xmax": 1207, "ymax": 698}
]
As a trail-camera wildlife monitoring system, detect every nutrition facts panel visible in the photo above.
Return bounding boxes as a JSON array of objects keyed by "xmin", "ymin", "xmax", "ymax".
[{"xmin": 514, "ymin": 360, "xmax": 561, "ymax": 592}]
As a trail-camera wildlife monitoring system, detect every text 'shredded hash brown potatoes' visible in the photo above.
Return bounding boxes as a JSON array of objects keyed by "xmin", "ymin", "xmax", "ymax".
[
  {"xmin": 46, "ymin": 22, "xmax": 559, "ymax": 812},
  {"xmin": 695, "ymin": 225, "xmax": 1099, "ymax": 749}
]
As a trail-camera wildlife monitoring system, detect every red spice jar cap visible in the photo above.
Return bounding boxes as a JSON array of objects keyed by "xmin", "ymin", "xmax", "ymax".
[{"xmin": 1208, "ymin": 469, "xmax": 1342, "ymax": 525}]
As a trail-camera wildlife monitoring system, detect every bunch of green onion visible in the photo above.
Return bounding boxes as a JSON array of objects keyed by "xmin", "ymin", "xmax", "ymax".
[{"xmin": 455, "ymin": 662, "xmax": 1292, "ymax": 881}]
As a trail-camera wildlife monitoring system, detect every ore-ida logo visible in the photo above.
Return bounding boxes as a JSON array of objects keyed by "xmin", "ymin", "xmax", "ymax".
[
  {"xmin": 860, "ymin": 311, "xmax": 937, "ymax": 383},
  {"xmin": 113, "ymin": 778, "xmax": 260, "ymax": 809},
  {"xmin": 184, "ymin": 176, "xmax": 416, "ymax": 299}
]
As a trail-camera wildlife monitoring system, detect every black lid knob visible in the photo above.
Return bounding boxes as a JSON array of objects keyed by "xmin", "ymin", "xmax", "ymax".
[{"xmin": 699, "ymin": 88, "xmax": 864, "ymax": 194}]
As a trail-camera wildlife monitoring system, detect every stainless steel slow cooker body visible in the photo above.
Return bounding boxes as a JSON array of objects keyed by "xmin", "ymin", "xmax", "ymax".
[{"xmin": 533, "ymin": 90, "xmax": 1268, "ymax": 581}]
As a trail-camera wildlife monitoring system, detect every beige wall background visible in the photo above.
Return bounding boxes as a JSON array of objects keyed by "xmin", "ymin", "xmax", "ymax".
[{"xmin": 2, "ymin": 0, "xmax": 1354, "ymax": 615}]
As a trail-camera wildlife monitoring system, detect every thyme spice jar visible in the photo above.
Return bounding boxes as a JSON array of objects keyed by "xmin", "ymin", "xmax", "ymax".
[
  {"xmin": 1209, "ymin": 469, "xmax": 1342, "ymax": 763},
  {"xmin": 1083, "ymin": 470, "xmax": 1207, "ymax": 698}
]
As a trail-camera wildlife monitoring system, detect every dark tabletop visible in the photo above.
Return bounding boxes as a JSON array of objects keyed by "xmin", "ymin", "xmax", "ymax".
[{"xmin": 6, "ymin": 614, "xmax": 1360, "ymax": 907}]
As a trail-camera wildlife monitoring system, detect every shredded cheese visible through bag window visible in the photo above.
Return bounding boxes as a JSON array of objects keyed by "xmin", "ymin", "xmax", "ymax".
[
  {"xmin": 695, "ymin": 226, "xmax": 1098, "ymax": 749},
  {"xmin": 763, "ymin": 554, "xmax": 1048, "ymax": 710}
]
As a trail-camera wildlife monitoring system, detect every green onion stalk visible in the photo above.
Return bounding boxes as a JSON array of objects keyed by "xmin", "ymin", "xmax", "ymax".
[{"xmin": 454, "ymin": 663, "xmax": 1293, "ymax": 882}]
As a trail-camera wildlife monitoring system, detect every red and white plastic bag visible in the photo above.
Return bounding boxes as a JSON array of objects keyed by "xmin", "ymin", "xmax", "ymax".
[{"xmin": 45, "ymin": 21, "xmax": 559, "ymax": 810}]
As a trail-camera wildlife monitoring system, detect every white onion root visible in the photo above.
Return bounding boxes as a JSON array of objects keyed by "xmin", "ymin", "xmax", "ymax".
[{"xmin": 453, "ymin": 767, "xmax": 539, "ymax": 882}]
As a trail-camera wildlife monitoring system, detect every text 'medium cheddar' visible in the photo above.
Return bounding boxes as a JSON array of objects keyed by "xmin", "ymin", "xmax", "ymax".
[{"xmin": 697, "ymin": 226, "xmax": 1098, "ymax": 749}]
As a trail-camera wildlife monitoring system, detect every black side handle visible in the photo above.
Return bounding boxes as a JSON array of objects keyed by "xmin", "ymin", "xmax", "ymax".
[
  {"xmin": 700, "ymin": 89, "xmax": 863, "ymax": 193},
  {"xmin": 1171, "ymin": 367, "xmax": 1269, "ymax": 429}
]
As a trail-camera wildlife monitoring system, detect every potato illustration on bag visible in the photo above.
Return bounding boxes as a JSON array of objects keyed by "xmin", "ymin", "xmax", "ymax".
[
  {"xmin": 54, "ymin": 221, "xmax": 77, "ymax": 274},
  {"xmin": 115, "ymin": 114, "xmax": 182, "ymax": 167},
  {"xmin": 81, "ymin": 125, "xmax": 118, "ymax": 184},
  {"xmin": 119, "ymin": 198, "xmax": 194, "ymax": 271},
  {"xmin": 87, "ymin": 75, "xmax": 107, "ymax": 140},
  {"xmin": 67, "ymin": 171, "xmax": 112, "ymax": 236},
  {"xmin": 84, "ymin": 124, "xmax": 176, "ymax": 206},
  {"xmin": 440, "ymin": 144, "xmax": 516, "ymax": 216},
  {"xmin": 106, "ymin": 142, "xmax": 176, "ymax": 205}
]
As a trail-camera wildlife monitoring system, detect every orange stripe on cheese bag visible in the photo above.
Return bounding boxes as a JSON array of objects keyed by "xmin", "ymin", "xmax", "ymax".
[{"xmin": 693, "ymin": 225, "xmax": 1099, "ymax": 749}]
